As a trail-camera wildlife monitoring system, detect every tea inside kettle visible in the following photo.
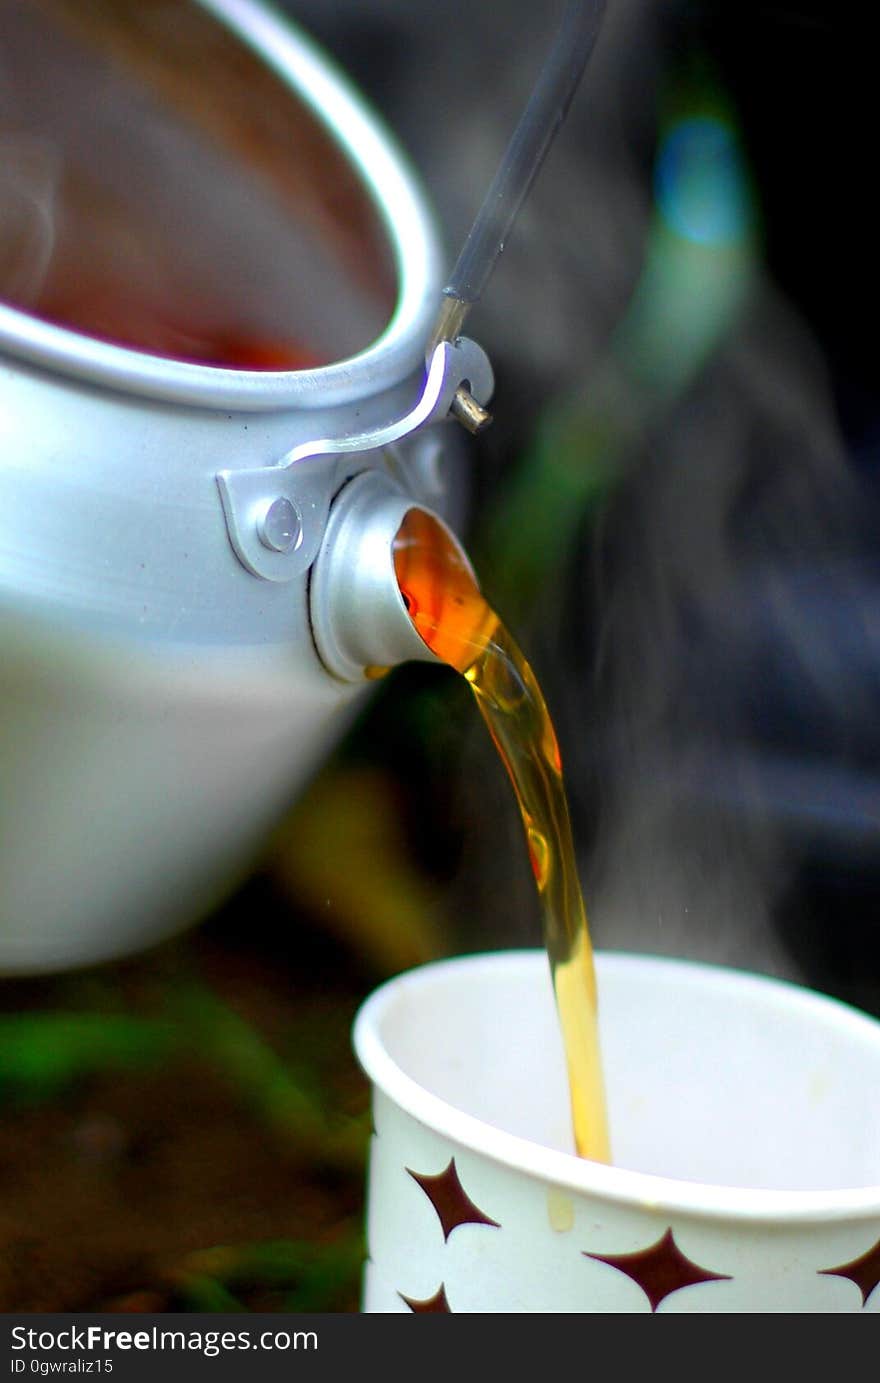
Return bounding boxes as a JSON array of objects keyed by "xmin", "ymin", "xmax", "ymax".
[{"xmin": 0, "ymin": 0, "xmax": 396, "ymax": 367}]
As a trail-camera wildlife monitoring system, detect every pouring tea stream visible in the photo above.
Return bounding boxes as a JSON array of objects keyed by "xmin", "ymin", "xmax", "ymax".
[{"xmin": 310, "ymin": 0, "xmax": 611, "ymax": 1159}]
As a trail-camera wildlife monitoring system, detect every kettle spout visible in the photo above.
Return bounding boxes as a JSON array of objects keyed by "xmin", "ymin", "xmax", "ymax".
[{"xmin": 309, "ymin": 469, "xmax": 474, "ymax": 681}]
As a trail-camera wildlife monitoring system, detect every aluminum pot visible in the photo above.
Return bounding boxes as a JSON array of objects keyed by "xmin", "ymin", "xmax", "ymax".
[{"xmin": 0, "ymin": 0, "xmax": 489, "ymax": 971}]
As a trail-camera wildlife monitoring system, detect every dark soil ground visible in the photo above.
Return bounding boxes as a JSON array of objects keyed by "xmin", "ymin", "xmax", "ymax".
[{"xmin": 0, "ymin": 880, "xmax": 374, "ymax": 1314}]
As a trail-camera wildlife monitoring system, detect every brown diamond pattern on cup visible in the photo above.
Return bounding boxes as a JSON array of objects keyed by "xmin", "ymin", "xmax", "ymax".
[
  {"xmin": 584, "ymin": 1227, "xmax": 732, "ymax": 1311},
  {"xmin": 406, "ymin": 1158, "xmax": 501, "ymax": 1241},
  {"xmin": 399, "ymin": 1283, "xmax": 452, "ymax": 1313},
  {"xmin": 819, "ymin": 1233, "xmax": 880, "ymax": 1307}
]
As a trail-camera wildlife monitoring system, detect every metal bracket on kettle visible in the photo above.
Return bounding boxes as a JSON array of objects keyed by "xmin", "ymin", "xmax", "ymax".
[{"xmin": 216, "ymin": 336, "xmax": 493, "ymax": 584}]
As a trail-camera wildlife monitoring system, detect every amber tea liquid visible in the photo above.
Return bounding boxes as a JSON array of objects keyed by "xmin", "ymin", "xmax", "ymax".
[{"xmin": 393, "ymin": 509, "xmax": 610, "ymax": 1162}]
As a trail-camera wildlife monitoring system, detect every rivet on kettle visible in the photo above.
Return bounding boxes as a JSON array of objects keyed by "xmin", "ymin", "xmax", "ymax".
[{"xmin": 257, "ymin": 497, "xmax": 303, "ymax": 554}]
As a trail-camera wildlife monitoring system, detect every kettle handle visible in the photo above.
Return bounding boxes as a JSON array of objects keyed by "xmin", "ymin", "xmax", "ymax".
[{"xmin": 216, "ymin": 336, "xmax": 492, "ymax": 583}]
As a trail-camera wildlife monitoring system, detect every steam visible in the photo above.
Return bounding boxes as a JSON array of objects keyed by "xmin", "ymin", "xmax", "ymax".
[
  {"xmin": 576, "ymin": 282, "xmax": 865, "ymax": 981},
  {"xmin": 0, "ymin": 133, "xmax": 59, "ymax": 305}
]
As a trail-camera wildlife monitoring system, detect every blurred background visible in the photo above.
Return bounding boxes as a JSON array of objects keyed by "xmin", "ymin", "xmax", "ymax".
[{"xmin": 1, "ymin": 0, "xmax": 878, "ymax": 1311}]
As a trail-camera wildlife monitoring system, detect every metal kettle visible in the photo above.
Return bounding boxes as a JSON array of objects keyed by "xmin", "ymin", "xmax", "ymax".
[{"xmin": 0, "ymin": 0, "xmax": 490, "ymax": 972}]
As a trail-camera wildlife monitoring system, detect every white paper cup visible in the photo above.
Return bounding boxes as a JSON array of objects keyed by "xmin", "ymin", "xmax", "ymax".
[{"xmin": 353, "ymin": 950, "xmax": 880, "ymax": 1313}]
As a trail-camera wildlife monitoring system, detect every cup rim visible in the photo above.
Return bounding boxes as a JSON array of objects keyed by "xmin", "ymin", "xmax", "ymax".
[
  {"xmin": 0, "ymin": 0, "xmax": 441, "ymax": 411},
  {"xmin": 353, "ymin": 948, "xmax": 880, "ymax": 1225}
]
